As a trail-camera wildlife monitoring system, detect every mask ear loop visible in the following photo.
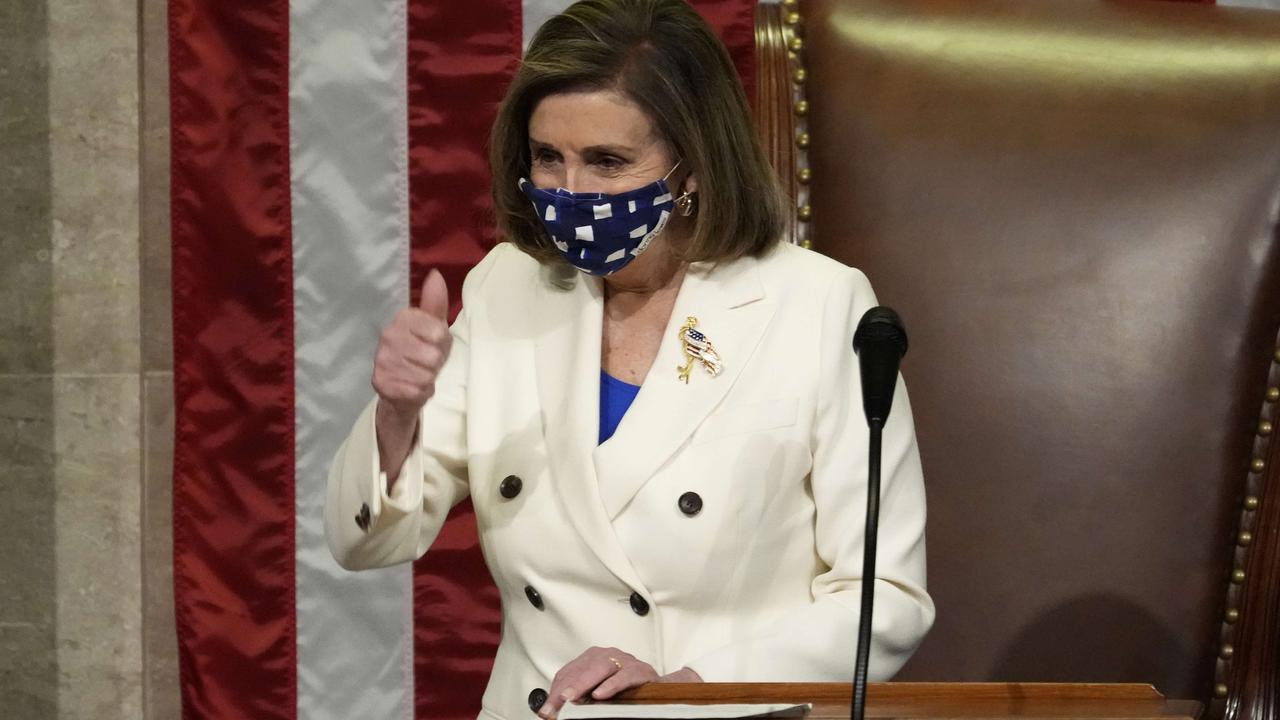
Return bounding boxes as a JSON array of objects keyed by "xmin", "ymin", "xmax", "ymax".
[{"xmin": 661, "ymin": 159, "xmax": 683, "ymax": 182}]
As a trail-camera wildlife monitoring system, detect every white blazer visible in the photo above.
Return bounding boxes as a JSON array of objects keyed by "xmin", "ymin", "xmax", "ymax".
[{"xmin": 326, "ymin": 241, "xmax": 934, "ymax": 720}]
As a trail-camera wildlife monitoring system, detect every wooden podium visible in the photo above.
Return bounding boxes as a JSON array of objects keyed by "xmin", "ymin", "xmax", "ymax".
[{"xmin": 612, "ymin": 683, "xmax": 1201, "ymax": 719}]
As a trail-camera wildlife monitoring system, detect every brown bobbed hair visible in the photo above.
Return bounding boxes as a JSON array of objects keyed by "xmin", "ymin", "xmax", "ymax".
[{"xmin": 489, "ymin": 0, "xmax": 786, "ymax": 265}]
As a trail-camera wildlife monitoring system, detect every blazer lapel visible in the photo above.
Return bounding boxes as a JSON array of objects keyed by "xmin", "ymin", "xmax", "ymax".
[
  {"xmin": 533, "ymin": 270, "xmax": 647, "ymax": 590},
  {"xmin": 594, "ymin": 255, "xmax": 776, "ymax": 520}
]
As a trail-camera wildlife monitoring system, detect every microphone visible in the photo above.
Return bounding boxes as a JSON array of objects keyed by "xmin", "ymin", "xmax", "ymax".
[
  {"xmin": 852, "ymin": 306, "xmax": 908, "ymax": 427},
  {"xmin": 849, "ymin": 306, "xmax": 908, "ymax": 720}
]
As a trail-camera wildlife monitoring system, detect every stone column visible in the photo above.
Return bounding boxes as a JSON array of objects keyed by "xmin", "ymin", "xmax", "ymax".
[{"xmin": 1, "ymin": 0, "xmax": 162, "ymax": 715}]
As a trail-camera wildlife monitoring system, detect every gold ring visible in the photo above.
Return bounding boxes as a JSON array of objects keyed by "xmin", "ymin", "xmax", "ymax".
[{"xmin": 609, "ymin": 657, "xmax": 623, "ymax": 671}]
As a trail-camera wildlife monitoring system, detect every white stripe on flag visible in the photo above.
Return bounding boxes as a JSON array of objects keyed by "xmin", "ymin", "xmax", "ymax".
[
  {"xmin": 523, "ymin": 0, "xmax": 575, "ymax": 50},
  {"xmin": 290, "ymin": 0, "xmax": 415, "ymax": 718}
]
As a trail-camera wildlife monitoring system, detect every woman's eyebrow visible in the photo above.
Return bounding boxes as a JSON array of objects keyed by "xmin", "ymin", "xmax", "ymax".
[
  {"xmin": 528, "ymin": 138, "xmax": 636, "ymax": 156},
  {"xmin": 581, "ymin": 144, "xmax": 634, "ymax": 156}
]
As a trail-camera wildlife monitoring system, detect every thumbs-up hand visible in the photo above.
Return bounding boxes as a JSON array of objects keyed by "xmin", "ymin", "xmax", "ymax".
[{"xmin": 372, "ymin": 269, "xmax": 454, "ymax": 427}]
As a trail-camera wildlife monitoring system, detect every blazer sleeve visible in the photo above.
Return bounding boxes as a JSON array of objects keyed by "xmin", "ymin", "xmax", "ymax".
[
  {"xmin": 684, "ymin": 266, "xmax": 935, "ymax": 681},
  {"xmin": 325, "ymin": 249, "xmax": 500, "ymax": 571}
]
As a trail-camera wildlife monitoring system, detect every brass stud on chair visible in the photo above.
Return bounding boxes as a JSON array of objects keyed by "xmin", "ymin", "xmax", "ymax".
[
  {"xmin": 1220, "ymin": 644, "xmax": 1235, "ymax": 660},
  {"xmin": 794, "ymin": 99, "xmax": 809, "ymax": 116},
  {"xmin": 1232, "ymin": 568, "xmax": 1246, "ymax": 584},
  {"xmin": 788, "ymin": 36, "xmax": 804, "ymax": 52},
  {"xmin": 1215, "ymin": 684, "xmax": 1229, "ymax": 698},
  {"xmin": 798, "ymin": 167, "xmax": 812, "ymax": 184},
  {"xmin": 785, "ymin": 11, "xmax": 801, "ymax": 26},
  {"xmin": 1267, "ymin": 387, "xmax": 1279, "ymax": 402},
  {"xmin": 1260, "ymin": 421, "xmax": 1274, "ymax": 436},
  {"xmin": 1253, "ymin": 458, "xmax": 1267, "ymax": 473},
  {"xmin": 1244, "ymin": 496, "xmax": 1260, "ymax": 511},
  {"xmin": 797, "ymin": 205, "xmax": 812, "ymax": 221},
  {"xmin": 796, "ymin": 132, "xmax": 810, "ymax": 149},
  {"xmin": 1225, "ymin": 608, "xmax": 1240, "ymax": 624},
  {"xmin": 782, "ymin": 0, "xmax": 798, "ymax": 7},
  {"xmin": 793, "ymin": 68, "xmax": 807, "ymax": 84},
  {"xmin": 801, "ymin": 239, "xmax": 813, "ymax": 250},
  {"xmin": 1238, "ymin": 530, "xmax": 1254, "ymax": 546}
]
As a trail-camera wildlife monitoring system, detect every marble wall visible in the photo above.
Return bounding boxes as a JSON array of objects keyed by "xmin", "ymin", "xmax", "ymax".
[
  {"xmin": 1, "ymin": 1, "xmax": 57, "ymax": 716},
  {"xmin": 0, "ymin": 0, "xmax": 177, "ymax": 716}
]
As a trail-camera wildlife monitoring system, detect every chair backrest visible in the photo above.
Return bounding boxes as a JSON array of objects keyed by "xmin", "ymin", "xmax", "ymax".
[{"xmin": 755, "ymin": 2, "xmax": 1280, "ymax": 717}]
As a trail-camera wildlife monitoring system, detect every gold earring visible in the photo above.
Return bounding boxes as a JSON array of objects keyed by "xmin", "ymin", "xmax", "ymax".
[{"xmin": 675, "ymin": 191, "xmax": 696, "ymax": 217}]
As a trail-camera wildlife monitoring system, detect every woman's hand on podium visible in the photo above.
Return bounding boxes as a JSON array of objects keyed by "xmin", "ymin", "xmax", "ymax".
[
  {"xmin": 539, "ymin": 645, "xmax": 706, "ymax": 718},
  {"xmin": 540, "ymin": 646, "xmax": 657, "ymax": 718}
]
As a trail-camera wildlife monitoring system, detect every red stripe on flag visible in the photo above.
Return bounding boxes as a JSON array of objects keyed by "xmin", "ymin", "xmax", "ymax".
[
  {"xmin": 690, "ymin": 0, "xmax": 758, "ymax": 106},
  {"xmin": 170, "ymin": 1, "xmax": 297, "ymax": 718},
  {"xmin": 406, "ymin": 1, "xmax": 519, "ymax": 718}
]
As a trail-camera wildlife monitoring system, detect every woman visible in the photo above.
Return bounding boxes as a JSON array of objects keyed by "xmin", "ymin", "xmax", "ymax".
[{"xmin": 325, "ymin": 1, "xmax": 934, "ymax": 718}]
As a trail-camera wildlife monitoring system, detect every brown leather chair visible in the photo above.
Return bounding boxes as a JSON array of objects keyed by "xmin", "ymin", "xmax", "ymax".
[{"xmin": 754, "ymin": 2, "xmax": 1280, "ymax": 718}]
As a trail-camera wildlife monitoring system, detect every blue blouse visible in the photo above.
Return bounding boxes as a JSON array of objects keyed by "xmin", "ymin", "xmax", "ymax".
[{"xmin": 599, "ymin": 370, "xmax": 641, "ymax": 444}]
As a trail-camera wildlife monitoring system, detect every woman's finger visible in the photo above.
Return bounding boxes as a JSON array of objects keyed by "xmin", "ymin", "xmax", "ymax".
[
  {"xmin": 398, "ymin": 340, "xmax": 443, "ymax": 376},
  {"xmin": 405, "ymin": 310, "xmax": 450, "ymax": 346},
  {"xmin": 590, "ymin": 659, "xmax": 658, "ymax": 700},
  {"xmin": 543, "ymin": 668, "xmax": 591, "ymax": 718}
]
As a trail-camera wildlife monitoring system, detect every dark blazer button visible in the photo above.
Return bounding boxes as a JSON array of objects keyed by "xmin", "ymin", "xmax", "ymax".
[
  {"xmin": 678, "ymin": 491, "xmax": 703, "ymax": 516},
  {"xmin": 629, "ymin": 592, "xmax": 650, "ymax": 616},
  {"xmin": 500, "ymin": 475, "xmax": 523, "ymax": 499},
  {"xmin": 355, "ymin": 503, "xmax": 371, "ymax": 532},
  {"xmin": 525, "ymin": 585, "xmax": 544, "ymax": 610},
  {"xmin": 528, "ymin": 688, "xmax": 549, "ymax": 712}
]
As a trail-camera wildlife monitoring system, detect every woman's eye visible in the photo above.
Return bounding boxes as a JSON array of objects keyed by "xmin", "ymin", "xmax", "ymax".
[
  {"xmin": 532, "ymin": 150, "xmax": 558, "ymax": 164},
  {"xmin": 596, "ymin": 156, "xmax": 624, "ymax": 170}
]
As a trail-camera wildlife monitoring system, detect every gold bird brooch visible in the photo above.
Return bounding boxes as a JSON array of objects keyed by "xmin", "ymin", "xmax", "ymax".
[{"xmin": 677, "ymin": 316, "xmax": 723, "ymax": 383}]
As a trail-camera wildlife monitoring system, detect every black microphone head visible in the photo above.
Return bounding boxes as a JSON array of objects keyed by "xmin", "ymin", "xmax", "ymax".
[
  {"xmin": 853, "ymin": 306, "xmax": 908, "ymax": 358},
  {"xmin": 853, "ymin": 306, "xmax": 908, "ymax": 426}
]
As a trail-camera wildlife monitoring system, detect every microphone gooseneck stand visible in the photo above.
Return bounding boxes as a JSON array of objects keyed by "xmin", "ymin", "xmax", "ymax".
[
  {"xmin": 850, "ymin": 417, "xmax": 882, "ymax": 720},
  {"xmin": 849, "ymin": 306, "xmax": 908, "ymax": 720}
]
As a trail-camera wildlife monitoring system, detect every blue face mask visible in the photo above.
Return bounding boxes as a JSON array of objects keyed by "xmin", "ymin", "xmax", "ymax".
[{"xmin": 518, "ymin": 163, "xmax": 680, "ymax": 276}]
